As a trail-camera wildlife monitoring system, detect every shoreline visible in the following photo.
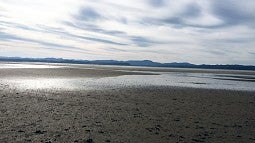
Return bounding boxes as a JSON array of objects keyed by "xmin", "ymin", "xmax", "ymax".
[{"xmin": 1, "ymin": 62, "xmax": 255, "ymax": 75}]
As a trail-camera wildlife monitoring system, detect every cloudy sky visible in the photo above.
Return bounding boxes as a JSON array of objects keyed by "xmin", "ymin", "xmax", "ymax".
[{"xmin": 0, "ymin": 0, "xmax": 255, "ymax": 64}]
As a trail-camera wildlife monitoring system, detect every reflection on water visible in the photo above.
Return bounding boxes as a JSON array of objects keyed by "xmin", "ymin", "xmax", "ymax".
[
  {"xmin": 0, "ymin": 63, "xmax": 60, "ymax": 68},
  {"xmin": 1, "ymin": 63, "xmax": 255, "ymax": 91},
  {"xmin": 1, "ymin": 72, "xmax": 255, "ymax": 91}
]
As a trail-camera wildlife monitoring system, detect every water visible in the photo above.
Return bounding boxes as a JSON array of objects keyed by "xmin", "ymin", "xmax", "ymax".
[
  {"xmin": 0, "ymin": 63, "xmax": 60, "ymax": 68},
  {"xmin": 0, "ymin": 63, "xmax": 255, "ymax": 91}
]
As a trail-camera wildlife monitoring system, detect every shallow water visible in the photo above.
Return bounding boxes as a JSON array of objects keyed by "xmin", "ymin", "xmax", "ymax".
[
  {"xmin": 0, "ymin": 63, "xmax": 61, "ymax": 68},
  {"xmin": 1, "ymin": 63, "xmax": 255, "ymax": 91}
]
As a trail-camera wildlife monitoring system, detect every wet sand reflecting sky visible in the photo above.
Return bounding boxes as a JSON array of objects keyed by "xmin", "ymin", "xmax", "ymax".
[{"xmin": 1, "ymin": 62, "xmax": 255, "ymax": 91}]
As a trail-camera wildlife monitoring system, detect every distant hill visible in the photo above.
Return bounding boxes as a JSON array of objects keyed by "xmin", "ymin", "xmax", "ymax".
[
  {"xmin": 0, "ymin": 56, "xmax": 255, "ymax": 71},
  {"xmin": 126, "ymin": 60, "xmax": 162, "ymax": 66}
]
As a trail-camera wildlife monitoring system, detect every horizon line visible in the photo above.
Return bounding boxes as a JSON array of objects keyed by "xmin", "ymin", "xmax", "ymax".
[{"xmin": 0, "ymin": 56, "xmax": 255, "ymax": 67}]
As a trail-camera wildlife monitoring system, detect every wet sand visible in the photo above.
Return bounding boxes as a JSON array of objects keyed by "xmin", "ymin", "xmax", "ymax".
[
  {"xmin": 1, "ymin": 87, "xmax": 255, "ymax": 143},
  {"xmin": 0, "ymin": 63, "xmax": 255, "ymax": 143}
]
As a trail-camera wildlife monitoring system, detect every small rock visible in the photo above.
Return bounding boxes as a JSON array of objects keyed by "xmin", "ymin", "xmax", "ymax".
[
  {"xmin": 34, "ymin": 130, "xmax": 45, "ymax": 134},
  {"xmin": 18, "ymin": 130, "xmax": 25, "ymax": 133},
  {"xmin": 179, "ymin": 136, "xmax": 184, "ymax": 138},
  {"xmin": 85, "ymin": 139, "xmax": 93, "ymax": 143}
]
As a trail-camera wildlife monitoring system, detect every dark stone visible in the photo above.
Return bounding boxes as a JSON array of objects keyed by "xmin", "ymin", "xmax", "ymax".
[
  {"xmin": 18, "ymin": 130, "xmax": 25, "ymax": 133},
  {"xmin": 192, "ymin": 138, "xmax": 204, "ymax": 142},
  {"xmin": 34, "ymin": 130, "xmax": 45, "ymax": 134},
  {"xmin": 85, "ymin": 139, "xmax": 93, "ymax": 143}
]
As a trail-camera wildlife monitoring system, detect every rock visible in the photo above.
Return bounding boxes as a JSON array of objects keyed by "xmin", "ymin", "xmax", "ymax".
[
  {"xmin": 17, "ymin": 130, "xmax": 25, "ymax": 133},
  {"xmin": 34, "ymin": 130, "xmax": 46, "ymax": 134},
  {"xmin": 85, "ymin": 139, "xmax": 93, "ymax": 143}
]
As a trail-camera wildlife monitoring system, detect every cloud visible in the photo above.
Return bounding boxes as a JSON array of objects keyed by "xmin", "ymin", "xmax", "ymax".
[
  {"xmin": 182, "ymin": 3, "xmax": 202, "ymax": 18},
  {"xmin": 75, "ymin": 7, "xmax": 103, "ymax": 21},
  {"xmin": 141, "ymin": 2, "xmax": 215, "ymax": 28},
  {"xmin": 130, "ymin": 36, "xmax": 157, "ymax": 47},
  {"xmin": 0, "ymin": 20, "xmax": 38, "ymax": 31},
  {"xmin": 43, "ymin": 24, "xmax": 128, "ymax": 46},
  {"xmin": 0, "ymin": 32, "xmax": 89, "ymax": 53},
  {"xmin": 210, "ymin": 0, "xmax": 255, "ymax": 27},
  {"xmin": 147, "ymin": 0, "xmax": 165, "ymax": 7},
  {"xmin": 63, "ymin": 21, "xmax": 126, "ymax": 37},
  {"xmin": 0, "ymin": 0, "xmax": 254, "ymax": 64}
]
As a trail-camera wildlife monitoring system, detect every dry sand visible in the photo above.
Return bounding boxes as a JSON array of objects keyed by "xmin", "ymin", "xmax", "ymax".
[{"xmin": 0, "ymin": 64, "xmax": 255, "ymax": 143}]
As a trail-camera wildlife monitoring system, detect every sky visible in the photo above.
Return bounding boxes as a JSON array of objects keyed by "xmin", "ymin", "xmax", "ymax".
[{"xmin": 0, "ymin": 0, "xmax": 255, "ymax": 65}]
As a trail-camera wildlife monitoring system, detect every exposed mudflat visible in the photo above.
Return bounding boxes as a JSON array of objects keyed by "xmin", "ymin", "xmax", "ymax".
[
  {"xmin": 1, "ymin": 87, "xmax": 255, "ymax": 143},
  {"xmin": 0, "ymin": 62, "xmax": 255, "ymax": 143}
]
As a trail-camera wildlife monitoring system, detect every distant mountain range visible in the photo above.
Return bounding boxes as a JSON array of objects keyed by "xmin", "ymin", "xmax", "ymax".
[{"xmin": 1, "ymin": 56, "xmax": 255, "ymax": 71}]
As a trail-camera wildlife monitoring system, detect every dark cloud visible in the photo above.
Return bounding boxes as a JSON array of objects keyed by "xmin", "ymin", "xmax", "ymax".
[
  {"xmin": 143, "ymin": 1, "xmax": 255, "ymax": 29},
  {"xmin": 206, "ymin": 50, "xmax": 226, "ymax": 55},
  {"xmin": 162, "ymin": 17, "xmax": 183, "ymax": 25},
  {"xmin": 73, "ymin": 34, "xmax": 128, "ymax": 46},
  {"xmin": 249, "ymin": 52, "xmax": 255, "ymax": 55},
  {"xmin": 211, "ymin": 0, "xmax": 255, "ymax": 27},
  {"xmin": 0, "ymin": 20, "xmax": 37, "ymax": 31},
  {"xmin": 214, "ymin": 37, "xmax": 255, "ymax": 44},
  {"xmin": 105, "ymin": 47, "xmax": 127, "ymax": 52},
  {"xmin": 142, "ymin": 17, "xmax": 198, "ymax": 29},
  {"xmin": 141, "ymin": 2, "xmax": 204, "ymax": 28},
  {"xmin": 64, "ymin": 21, "xmax": 126, "ymax": 36},
  {"xmin": 75, "ymin": 7, "xmax": 102, "ymax": 21},
  {"xmin": 131, "ymin": 36, "xmax": 156, "ymax": 47},
  {"xmin": 0, "ymin": 32, "xmax": 87, "ymax": 52},
  {"xmin": 148, "ymin": 0, "xmax": 165, "ymax": 7},
  {"xmin": 39, "ymin": 24, "xmax": 128, "ymax": 46},
  {"xmin": 64, "ymin": 21, "xmax": 168, "ymax": 47},
  {"xmin": 182, "ymin": 3, "xmax": 201, "ymax": 17}
]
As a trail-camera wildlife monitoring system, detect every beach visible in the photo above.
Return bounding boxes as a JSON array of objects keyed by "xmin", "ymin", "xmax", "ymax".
[{"xmin": 0, "ymin": 63, "xmax": 255, "ymax": 143}]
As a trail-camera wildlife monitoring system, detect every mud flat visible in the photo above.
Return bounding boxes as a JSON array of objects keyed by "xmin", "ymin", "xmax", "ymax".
[{"xmin": 0, "ymin": 62, "xmax": 255, "ymax": 142}]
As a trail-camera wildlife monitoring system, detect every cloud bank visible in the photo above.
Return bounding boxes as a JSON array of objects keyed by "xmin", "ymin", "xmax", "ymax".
[{"xmin": 0, "ymin": 0, "xmax": 254, "ymax": 64}]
